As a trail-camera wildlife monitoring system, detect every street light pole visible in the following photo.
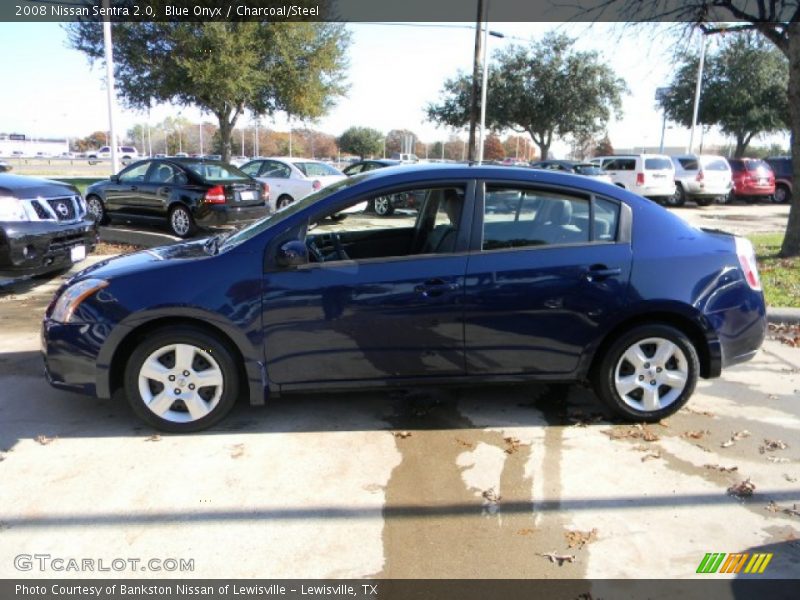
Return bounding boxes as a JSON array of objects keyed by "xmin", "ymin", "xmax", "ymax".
[
  {"xmin": 688, "ymin": 32, "xmax": 707, "ymax": 154},
  {"xmin": 467, "ymin": 0, "xmax": 484, "ymax": 163},
  {"xmin": 102, "ymin": 0, "xmax": 119, "ymax": 174}
]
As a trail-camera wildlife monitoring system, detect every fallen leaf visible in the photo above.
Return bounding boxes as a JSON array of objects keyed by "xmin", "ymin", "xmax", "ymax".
[
  {"xmin": 517, "ymin": 528, "xmax": 535, "ymax": 536},
  {"xmin": 641, "ymin": 451, "xmax": 661, "ymax": 462},
  {"xmin": 504, "ymin": 436, "xmax": 521, "ymax": 454},
  {"xmin": 482, "ymin": 488, "xmax": 501, "ymax": 504},
  {"xmin": 683, "ymin": 407, "xmax": 715, "ymax": 417},
  {"xmin": 603, "ymin": 425, "xmax": 659, "ymax": 442},
  {"xmin": 539, "ymin": 551, "xmax": 576, "ymax": 566},
  {"xmin": 658, "ymin": 419, "xmax": 670, "ymax": 428},
  {"xmin": 144, "ymin": 434, "xmax": 161, "ymax": 442},
  {"xmin": 681, "ymin": 430, "xmax": 709, "ymax": 440},
  {"xmin": 229, "ymin": 444, "xmax": 244, "ymax": 459},
  {"xmin": 761, "ymin": 439, "xmax": 789, "ymax": 453},
  {"xmin": 35, "ymin": 435, "xmax": 56, "ymax": 446},
  {"xmin": 703, "ymin": 464, "xmax": 738, "ymax": 473},
  {"xmin": 727, "ymin": 478, "xmax": 756, "ymax": 498},
  {"xmin": 721, "ymin": 430, "xmax": 751, "ymax": 448},
  {"xmin": 565, "ymin": 528, "xmax": 598, "ymax": 549},
  {"xmin": 766, "ymin": 501, "xmax": 781, "ymax": 513},
  {"xmin": 784, "ymin": 474, "xmax": 798, "ymax": 483},
  {"xmin": 393, "ymin": 431, "xmax": 412, "ymax": 439},
  {"xmin": 767, "ymin": 456, "xmax": 790, "ymax": 464},
  {"xmin": 455, "ymin": 438, "xmax": 475, "ymax": 450},
  {"xmin": 694, "ymin": 444, "xmax": 712, "ymax": 453}
]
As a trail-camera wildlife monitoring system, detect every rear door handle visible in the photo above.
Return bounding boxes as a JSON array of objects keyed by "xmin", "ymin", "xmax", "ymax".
[
  {"xmin": 414, "ymin": 278, "xmax": 459, "ymax": 297},
  {"xmin": 582, "ymin": 265, "xmax": 622, "ymax": 282}
]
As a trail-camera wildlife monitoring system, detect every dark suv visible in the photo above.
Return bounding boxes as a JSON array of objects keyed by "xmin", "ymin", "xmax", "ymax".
[
  {"xmin": 0, "ymin": 174, "xmax": 96, "ymax": 278},
  {"xmin": 765, "ymin": 157, "xmax": 792, "ymax": 203}
]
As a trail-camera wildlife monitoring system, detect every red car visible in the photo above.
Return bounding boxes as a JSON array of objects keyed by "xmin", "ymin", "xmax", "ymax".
[{"xmin": 727, "ymin": 158, "xmax": 775, "ymax": 203}]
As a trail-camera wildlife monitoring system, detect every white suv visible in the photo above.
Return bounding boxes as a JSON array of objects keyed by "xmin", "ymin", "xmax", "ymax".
[
  {"xmin": 670, "ymin": 154, "xmax": 733, "ymax": 207},
  {"xmin": 87, "ymin": 146, "xmax": 139, "ymax": 164},
  {"xmin": 591, "ymin": 154, "xmax": 676, "ymax": 203}
]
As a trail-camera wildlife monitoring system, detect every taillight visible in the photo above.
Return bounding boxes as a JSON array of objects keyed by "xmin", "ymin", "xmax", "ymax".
[
  {"xmin": 204, "ymin": 185, "xmax": 226, "ymax": 204},
  {"xmin": 262, "ymin": 182, "xmax": 270, "ymax": 199},
  {"xmin": 636, "ymin": 172, "xmax": 645, "ymax": 186},
  {"xmin": 312, "ymin": 180, "xmax": 322, "ymax": 191},
  {"xmin": 696, "ymin": 170, "xmax": 704, "ymax": 182},
  {"xmin": 735, "ymin": 237, "xmax": 762, "ymax": 291}
]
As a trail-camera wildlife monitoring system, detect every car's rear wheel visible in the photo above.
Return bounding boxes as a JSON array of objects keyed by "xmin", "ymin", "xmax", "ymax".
[
  {"xmin": 667, "ymin": 184, "xmax": 686, "ymax": 207},
  {"xmin": 86, "ymin": 195, "xmax": 108, "ymax": 225},
  {"xmin": 774, "ymin": 184, "xmax": 791, "ymax": 204},
  {"xmin": 124, "ymin": 327, "xmax": 240, "ymax": 432},
  {"xmin": 168, "ymin": 205, "xmax": 195, "ymax": 238},
  {"xmin": 277, "ymin": 195, "xmax": 294, "ymax": 210},
  {"xmin": 593, "ymin": 324, "xmax": 699, "ymax": 422},
  {"xmin": 373, "ymin": 196, "xmax": 395, "ymax": 216}
]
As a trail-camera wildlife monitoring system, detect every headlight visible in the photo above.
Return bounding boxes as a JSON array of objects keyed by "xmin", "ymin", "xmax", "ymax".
[
  {"xmin": 51, "ymin": 279, "xmax": 109, "ymax": 323},
  {"xmin": 0, "ymin": 197, "xmax": 31, "ymax": 222}
]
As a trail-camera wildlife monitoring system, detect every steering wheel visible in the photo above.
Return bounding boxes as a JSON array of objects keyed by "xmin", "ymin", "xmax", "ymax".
[{"xmin": 306, "ymin": 238, "xmax": 324, "ymax": 262}]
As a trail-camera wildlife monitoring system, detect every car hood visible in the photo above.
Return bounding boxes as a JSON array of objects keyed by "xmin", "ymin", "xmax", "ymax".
[
  {"xmin": 0, "ymin": 173, "xmax": 78, "ymax": 199},
  {"xmin": 73, "ymin": 239, "xmax": 212, "ymax": 281}
]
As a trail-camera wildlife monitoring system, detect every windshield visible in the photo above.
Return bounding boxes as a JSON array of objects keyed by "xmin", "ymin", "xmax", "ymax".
[
  {"xmin": 294, "ymin": 161, "xmax": 343, "ymax": 177},
  {"xmin": 573, "ymin": 164, "xmax": 604, "ymax": 176},
  {"xmin": 182, "ymin": 161, "xmax": 250, "ymax": 182},
  {"xmin": 219, "ymin": 175, "xmax": 365, "ymax": 250}
]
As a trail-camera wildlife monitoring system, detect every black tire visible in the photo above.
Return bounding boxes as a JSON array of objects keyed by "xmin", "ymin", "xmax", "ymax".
[
  {"xmin": 123, "ymin": 326, "xmax": 240, "ymax": 433},
  {"xmin": 667, "ymin": 184, "xmax": 686, "ymax": 207},
  {"xmin": 592, "ymin": 324, "xmax": 699, "ymax": 422},
  {"xmin": 168, "ymin": 204, "xmax": 196, "ymax": 238},
  {"xmin": 373, "ymin": 195, "xmax": 395, "ymax": 216},
  {"xmin": 277, "ymin": 195, "xmax": 294, "ymax": 210},
  {"xmin": 722, "ymin": 190, "xmax": 735, "ymax": 204},
  {"xmin": 86, "ymin": 195, "xmax": 109, "ymax": 225},
  {"xmin": 774, "ymin": 184, "xmax": 791, "ymax": 204}
]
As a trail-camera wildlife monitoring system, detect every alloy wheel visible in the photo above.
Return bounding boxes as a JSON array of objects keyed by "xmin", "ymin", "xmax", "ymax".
[
  {"xmin": 374, "ymin": 196, "xmax": 393, "ymax": 216},
  {"xmin": 137, "ymin": 343, "xmax": 223, "ymax": 424},
  {"xmin": 87, "ymin": 197, "xmax": 104, "ymax": 221},
  {"xmin": 613, "ymin": 337, "xmax": 689, "ymax": 413},
  {"xmin": 171, "ymin": 208, "xmax": 191, "ymax": 236}
]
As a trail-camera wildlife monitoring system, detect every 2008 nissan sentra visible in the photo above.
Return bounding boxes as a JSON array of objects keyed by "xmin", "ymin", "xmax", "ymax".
[{"xmin": 41, "ymin": 164, "xmax": 767, "ymax": 432}]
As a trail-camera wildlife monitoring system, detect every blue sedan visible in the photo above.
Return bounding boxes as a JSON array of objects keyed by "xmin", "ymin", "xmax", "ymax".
[{"xmin": 41, "ymin": 164, "xmax": 767, "ymax": 432}]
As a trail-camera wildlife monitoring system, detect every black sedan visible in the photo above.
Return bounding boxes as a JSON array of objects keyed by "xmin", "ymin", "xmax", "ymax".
[
  {"xmin": 342, "ymin": 159, "xmax": 423, "ymax": 215},
  {"xmin": 0, "ymin": 160, "xmax": 11, "ymax": 173},
  {"xmin": 85, "ymin": 158, "xmax": 270, "ymax": 238},
  {"xmin": 0, "ymin": 174, "xmax": 96, "ymax": 278}
]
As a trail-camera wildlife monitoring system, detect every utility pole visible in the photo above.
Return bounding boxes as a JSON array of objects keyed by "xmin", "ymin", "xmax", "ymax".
[
  {"xmin": 102, "ymin": 0, "xmax": 119, "ymax": 174},
  {"xmin": 467, "ymin": 0, "xmax": 484, "ymax": 163},
  {"xmin": 688, "ymin": 33, "xmax": 707, "ymax": 154}
]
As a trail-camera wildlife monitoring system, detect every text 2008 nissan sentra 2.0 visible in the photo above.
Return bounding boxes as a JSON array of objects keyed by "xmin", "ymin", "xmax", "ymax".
[
  {"xmin": 41, "ymin": 164, "xmax": 766, "ymax": 432},
  {"xmin": 0, "ymin": 174, "xmax": 96, "ymax": 278}
]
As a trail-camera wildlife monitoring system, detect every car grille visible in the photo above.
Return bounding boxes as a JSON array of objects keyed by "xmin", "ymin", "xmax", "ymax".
[
  {"xmin": 30, "ymin": 200, "xmax": 51, "ymax": 220},
  {"xmin": 46, "ymin": 196, "xmax": 77, "ymax": 221}
]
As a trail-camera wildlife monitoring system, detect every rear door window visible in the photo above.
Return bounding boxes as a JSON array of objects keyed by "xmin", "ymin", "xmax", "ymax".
[
  {"xmin": 604, "ymin": 159, "xmax": 635, "ymax": 171},
  {"xmin": 644, "ymin": 158, "xmax": 673, "ymax": 170}
]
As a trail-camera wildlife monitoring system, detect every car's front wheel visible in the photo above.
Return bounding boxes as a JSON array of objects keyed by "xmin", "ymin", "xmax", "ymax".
[
  {"xmin": 667, "ymin": 184, "xmax": 686, "ymax": 207},
  {"xmin": 373, "ymin": 196, "xmax": 395, "ymax": 216},
  {"xmin": 168, "ymin": 205, "xmax": 196, "ymax": 238},
  {"xmin": 593, "ymin": 324, "xmax": 699, "ymax": 422},
  {"xmin": 86, "ymin": 195, "xmax": 109, "ymax": 225},
  {"xmin": 774, "ymin": 184, "xmax": 791, "ymax": 204},
  {"xmin": 124, "ymin": 326, "xmax": 240, "ymax": 432}
]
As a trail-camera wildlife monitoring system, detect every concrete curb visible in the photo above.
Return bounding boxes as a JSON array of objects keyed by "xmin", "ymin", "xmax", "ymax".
[
  {"xmin": 99, "ymin": 226, "xmax": 180, "ymax": 248},
  {"xmin": 767, "ymin": 307, "xmax": 800, "ymax": 325}
]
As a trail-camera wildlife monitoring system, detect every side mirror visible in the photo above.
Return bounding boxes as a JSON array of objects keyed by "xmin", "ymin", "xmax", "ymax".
[
  {"xmin": 276, "ymin": 240, "xmax": 308, "ymax": 268},
  {"xmin": 109, "ymin": 174, "xmax": 119, "ymax": 183}
]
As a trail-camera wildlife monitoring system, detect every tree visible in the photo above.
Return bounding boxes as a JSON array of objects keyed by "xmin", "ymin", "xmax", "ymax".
[
  {"xmin": 483, "ymin": 133, "xmax": 505, "ymax": 160},
  {"xmin": 66, "ymin": 22, "xmax": 349, "ymax": 162},
  {"xmin": 337, "ymin": 126, "xmax": 383, "ymax": 159},
  {"xmin": 579, "ymin": 3, "xmax": 800, "ymax": 256},
  {"xmin": 593, "ymin": 135, "xmax": 615, "ymax": 157},
  {"xmin": 74, "ymin": 131, "xmax": 107, "ymax": 152},
  {"xmin": 659, "ymin": 32, "xmax": 788, "ymax": 157},
  {"xmin": 426, "ymin": 32, "xmax": 627, "ymax": 160}
]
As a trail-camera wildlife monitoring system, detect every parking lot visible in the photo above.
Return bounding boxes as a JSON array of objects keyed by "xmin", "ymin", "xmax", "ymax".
[{"xmin": 0, "ymin": 238, "xmax": 798, "ymax": 580}]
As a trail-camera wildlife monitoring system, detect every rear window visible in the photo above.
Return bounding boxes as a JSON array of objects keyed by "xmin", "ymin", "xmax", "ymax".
[
  {"xmin": 121, "ymin": 146, "xmax": 136, "ymax": 153},
  {"xmin": 604, "ymin": 158, "xmax": 635, "ymax": 171},
  {"xmin": 294, "ymin": 162, "xmax": 343, "ymax": 177},
  {"xmin": 644, "ymin": 158, "xmax": 673, "ymax": 170},
  {"xmin": 745, "ymin": 159, "xmax": 771, "ymax": 172},
  {"xmin": 677, "ymin": 158, "xmax": 698, "ymax": 170},
  {"xmin": 704, "ymin": 159, "xmax": 730, "ymax": 171},
  {"xmin": 573, "ymin": 164, "xmax": 604, "ymax": 176},
  {"xmin": 182, "ymin": 161, "xmax": 249, "ymax": 182}
]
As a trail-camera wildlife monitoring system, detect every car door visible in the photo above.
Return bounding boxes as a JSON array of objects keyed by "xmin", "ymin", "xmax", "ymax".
[
  {"xmin": 258, "ymin": 160, "xmax": 293, "ymax": 200},
  {"xmin": 103, "ymin": 161, "xmax": 154, "ymax": 216},
  {"xmin": 463, "ymin": 182, "xmax": 633, "ymax": 376},
  {"xmin": 137, "ymin": 162, "xmax": 189, "ymax": 217},
  {"xmin": 261, "ymin": 181, "xmax": 475, "ymax": 387}
]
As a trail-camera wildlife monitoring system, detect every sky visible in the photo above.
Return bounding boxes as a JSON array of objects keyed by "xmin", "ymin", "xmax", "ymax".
[{"xmin": 0, "ymin": 21, "xmax": 788, "ymax": 157}]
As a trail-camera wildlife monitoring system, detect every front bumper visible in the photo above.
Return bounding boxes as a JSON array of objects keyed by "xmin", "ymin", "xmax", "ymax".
[
  {"xmin": 194, "ymin": 203, "xmax": 269, "ymax": 228},
  {"xmin": 0, "ymin": 219, "xmax": 97, "ymax": 277},
  {"xmin": 42, "ymin": 319, "xmax": 110, "ymax": 398}
]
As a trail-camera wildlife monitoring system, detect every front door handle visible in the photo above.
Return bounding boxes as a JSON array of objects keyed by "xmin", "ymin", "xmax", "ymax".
[
  {"xmin": 414, "ymin": 278, "xmax": 459, "ymax": 297},
  {"xmin": 582, "ymin": 265, "xmax": 622, "ymax": 282}
]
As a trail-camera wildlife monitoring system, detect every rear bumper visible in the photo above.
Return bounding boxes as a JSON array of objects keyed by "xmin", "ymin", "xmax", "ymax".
[
  {"xmin": 194, "ymin": 203, "xmax": 269, "ymax": 228},
  {"xmin": 0, "ymin": 219, "xmax": 97, "ymax": 277},
  {"xmin": 733, "ymin": 183, "xmax": 775, "ymax": 196},
  {"xmin": 705, "ymin": 290, "xmax": 767, "ymax": 372}
]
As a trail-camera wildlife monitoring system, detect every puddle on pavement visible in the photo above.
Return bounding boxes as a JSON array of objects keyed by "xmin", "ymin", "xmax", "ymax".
[{"xmin": 376, "ymin": 386, "xmax": 584, "ymax": 578}]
